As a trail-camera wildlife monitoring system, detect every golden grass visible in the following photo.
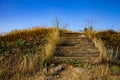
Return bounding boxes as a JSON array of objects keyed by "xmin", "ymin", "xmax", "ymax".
[
  {"xmin": 0, "ymin": 27, "xmax": 119, "ymax": 80},
  {"xmin": 84, "ymin": 28, "xmax": 120, "ymax": 63},
  {"xmin": 95, "ymin": 30, "xmax": 120, "ymax": 44},
  {"xmin": 70, "ymin": 61, "xmax": 120, "ymax": 80},
  {"xmin": 84, "ymin": 28, "xmax": 108, "ymax": 63},
  {"xmin": 0, "ymin": 27, "xmax": 60, "ymax": 80},
  {"xmin": 83, "ymin": 28, "xmax": 120, "ymax": 80}
]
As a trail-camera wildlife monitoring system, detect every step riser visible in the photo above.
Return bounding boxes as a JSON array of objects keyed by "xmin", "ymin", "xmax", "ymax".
[
  {"xmin": 58, "ymin": 43, "xmax": 94, "ymax": 46},
  {"xmin": 55, "ymin": 49, "xmax": 98, "ymax": 53},
  {"xmin": 61, "ymin": 33, "xmax": 86, "ymax": 37},
  {"xmin": 61, "ymin": 37, "xmax": 88, "ymax": 39},
  {"xmin": 61, "ymin": 38, "xmax": 91, "ymax": 41},
  {"xmin": 54, "ymin": 52, "xmax": 99, "ymax": 57},
  {"xmin": 62, "ymin": 35, "xmax": 84, "ymax": 37},
  {"xmin": 55, "ymin": 49, "xmax": 98, "ymax": 51},
  {"xmin": 56, "ymin": 46, "xmax": 97, "ymax": 50},
  {"xmin": 60, "ymin": 41, "xmax": 91, "ymax": 44}
]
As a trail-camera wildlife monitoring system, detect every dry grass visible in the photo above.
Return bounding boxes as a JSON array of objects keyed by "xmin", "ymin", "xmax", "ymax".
[
  {"xmin": 70, "ymin": 60, "xmax": 120, "ymax": 80},
  {"xmin": 85, "ymin": 28, "xmax": 120, "ymax": 63},
  {"xmin": 0, "ymin": 27, "xmax": 119, "ymax": 80},
  {"xmin": 90, "ymin": 64, "xmax": 120, "ymax": 80},
  {"xmin": 94, "ymin": 30, "xmax": 120, "ymax": 63},
  {"xmin": 0, "ymin": 27, "xmax": 60, "ymax": 80},
  {"xmin": 83, "ymin": 28, "xmax": 120, "ymax": 80},
  {"xmin": 84, "ymin": 28, "xmax": 109, "ymax": 63}
]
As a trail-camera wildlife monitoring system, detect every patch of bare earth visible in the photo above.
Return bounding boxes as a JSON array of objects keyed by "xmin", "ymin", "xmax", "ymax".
[{"xmin": 28, "ymin": 63, "xmax": 92, "ymax": 80}]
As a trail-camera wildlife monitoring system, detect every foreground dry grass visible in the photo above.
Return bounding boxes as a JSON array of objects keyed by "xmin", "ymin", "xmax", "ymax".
[
  {"xmin": 0, "ymin": 27, "xmax": 59, "ymax": 80},
  {"xmin": 28, "ymin": 63, "xmax": 120, "ymax": 80}
]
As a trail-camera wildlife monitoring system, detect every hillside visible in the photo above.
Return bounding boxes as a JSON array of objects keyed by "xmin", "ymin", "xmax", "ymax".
[
  {"xmin": 94, "ymin": 30, "xmax": 120, "ymax": 64},
  {"xmin": 0, "ymin": 27, "xmax": 59, "ymax": 80},
  {"xmin": 0, "ymin": 28, "xmax": 120, "ymax": 80}
]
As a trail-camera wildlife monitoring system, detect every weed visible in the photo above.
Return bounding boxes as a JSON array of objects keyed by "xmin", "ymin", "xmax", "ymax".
[
  {"xmin": 107, "ymin": 46, "xmax": 120, "ymax": 64},
  {"xmin": 69, "ymin": 60, "xmax": 81, "ymax": 67}
]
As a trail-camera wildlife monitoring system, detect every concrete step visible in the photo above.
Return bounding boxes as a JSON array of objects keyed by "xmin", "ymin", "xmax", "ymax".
[
  {"xmin": 55, "ymin": 48, "xmax": 98, "ymax": 52},
  {"xmin": 52, "ymin": 57, "xmax": 97, "ymax": 63},
  {"xmin": 60, "ymin": 38, "xmax": 89, "ymax": 41},
  {"xmin": 55, "ymin": 48, "xmax": 98, "ymax": 53},
  {"xmin": 60, "ymin": 39, "xmax": 93, "ymax": 44},
  {"xmin": 56, "ymin": 46, "xmax": 97, "ymax": 49},
  {"xmin": 58, "ymin": 40, "xmax": 94, "ymax": 45},
  {"xmin": 58, "ymin": 42, "xmax": 94, "ymax": 46},
  {"xmin": 59, "ymin": 40, "xmax": 86, "ymax": 44},
  {"xmin": 54, "ymin": 51, "xmax": 99, "ymax": 57},
  {"xmin": 62, "ymin": 33, "xmax": 85, "ymax": 37},
  {"xmin": 53, "ymin": 33, "xmax": 100, "ymax": 63},
  {"xmin": 61, "ymin": 36, "xmax": 88, "ymax": 39},
  {"xmin": 56, "ymin": 46, "xmax": 97, "ymax": 51},
  {"xmin": 58, "ymin": 42, "xmax": 77, "ymax": 46}
]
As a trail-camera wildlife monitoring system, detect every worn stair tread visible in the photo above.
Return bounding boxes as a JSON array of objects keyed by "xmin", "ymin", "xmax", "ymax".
[
  {"xmin": 56, "ymin": 45, "xmax": 96, "ymax": 49},
  {"xmin": 61, "ymin": 36, "xmax": 87, "ymax": 38},
  {"xmin": 54, "ymin": 53, "xmax": 99, "ymax": 57},
  {"xmin": 56, "ymin": 46, "xmax": 98, "ymax": 49},
  {"xmin": 60, "ymin": 38, "xmax": 89, "ymax": 41},
  {"xmin": 55, "ymin": 50, "xmax": 99, "ymax": 54},
  {"xmin": 54, "ymin": 56, "xmax": 97, "ymax": 58},
  {"xmin": 55, "ymin": 49, "xmax": 98, "ymax": 52},
  {"xmin": 62, "ymin": 33, "xmax": 86, "ymax": 37},
  {"xmin": 53, "ymin": 33, "xmax": 100, "ymax": 64},
  {"xmin": 54, "ymin": 50, "xmax": 99, "ymax": 57},
  {"xmin": 53, "ymin": 57, "xmax": 97, "ymax": 63},
  {"xmin": 59, "ymin": 41, "xmax": 94, "ymax": 44}
]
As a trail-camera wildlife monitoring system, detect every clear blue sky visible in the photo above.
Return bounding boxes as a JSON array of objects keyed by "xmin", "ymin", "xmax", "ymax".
[{"xmin": 0, "ymin": 0, "xmax": 120, "ymax": 33}]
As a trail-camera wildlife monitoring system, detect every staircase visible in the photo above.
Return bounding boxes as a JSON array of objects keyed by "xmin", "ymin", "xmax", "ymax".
[{"xmin": 53, "ymin": 33, "xmax": 100, "ymax": 64}]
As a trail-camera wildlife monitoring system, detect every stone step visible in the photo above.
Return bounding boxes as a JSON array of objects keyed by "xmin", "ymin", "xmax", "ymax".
[
  {"xmin": 60, "ymin": 39, "xmax": 93, "ymax": 44},
  {"xmin": 60, "ymin": 38, "xmax": 89, "ymax": 41},
  {"xmin": 54, "ymin": 51, "xmax": 99, "ymax": 57},
  {"xmin": 55, "ymin": 48, "xmax": 98, "ymax": 53},
  {"xmin": 56, "ymin": 46, "xmax": 97, "ymax": 50},
  {"xmin": 58, "ymin": 42, "xmax": 77, "ymax": 46},
  {"xmin": 58, "ymin": 42, "xmax": 94, "ymax": 46},
  {"xmin": 59, "ymin": 41, "xmax": 80, "ymax": 44},
  {"xmin": 61, "ymin": 36, "xmax": 88, "ymax": 39},
  {"xmin": 55, "ymin": 48, "xmax": 98, "ymax": 52},
  {"xmin": 62, "ymin": 33, "xmax": 85, "ymax": 37},
  {"xmin": 59, "ymin": 40, "xmax": 87, "ymax": 44},
  {"xmin": 57, "ymin": 46, "xmax": 95, "ymax": 49},
  {"xmin": 53, "ymin": 33, "xmax": 99, "ymax": 64},
  {"xmin": 59, "ymin": 40, "xmax": 94, "ymax": 44},
  {"xmin": 52, "ymin": 57, "xmax": 97, "ymax": 63}
]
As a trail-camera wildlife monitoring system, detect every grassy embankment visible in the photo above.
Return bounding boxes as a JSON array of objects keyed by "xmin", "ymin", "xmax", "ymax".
[
  {"xmin": 0, "ymin": 27, "xmax": 60, "ymax": 80},
  {"xmin": 0, "ymin": 26, "xmax": 120, "ymax": 80},
  {"xmin": 76, "ymin": 28, "xmax": 120, "ymax": 80},
  {"xmin": 86, "ymin": 28, "xmax": 120, "ymax": 63}
]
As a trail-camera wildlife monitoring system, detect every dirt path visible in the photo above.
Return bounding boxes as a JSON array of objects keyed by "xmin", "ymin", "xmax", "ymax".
[{"xmin": 28, "ymin": 63, "xmax": 91, "ymax": 80}]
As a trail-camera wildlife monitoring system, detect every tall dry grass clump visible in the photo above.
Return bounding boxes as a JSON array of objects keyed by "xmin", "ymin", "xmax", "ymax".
[
  {"xmin": 95, "ymin": 30, "xmax": 120, "ymax": 64},
  {"xmin": 0, "ymin": 27, "xmax": 59, "ymax": 80},
  {"xmin": 85, "ymin": 28, "xmax": 120, "ymax": 64},
  {"xmin": 84, "ymin": 27, "xmax": 109, "ymax": 63}
]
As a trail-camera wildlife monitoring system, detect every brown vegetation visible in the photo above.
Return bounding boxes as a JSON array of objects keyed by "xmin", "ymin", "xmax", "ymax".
[
  {"xmin": 85, "ymin": 28, "xmax": 120, "ymax": 63},
  {"xmin": 0, "ymin": 27, "xmax": 59, "ymax": 80},
  {"xmin": 0, "ymin": 27, "xmax": 120, "ymax": 80}
]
